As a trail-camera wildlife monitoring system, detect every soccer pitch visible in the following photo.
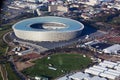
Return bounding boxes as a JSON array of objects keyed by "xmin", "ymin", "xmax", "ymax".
[{"xmin": 22, "ymin": 53, "xmax": 92, "ymax": 79}]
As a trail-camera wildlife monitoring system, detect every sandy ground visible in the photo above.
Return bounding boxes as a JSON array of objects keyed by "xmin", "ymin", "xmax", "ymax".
[
  {"xmin": 15, "ymin": 61, "xmax": 34, "ymax": 71},
  {"xmin": 99, "ymin": 54, "xmax": 120, "ymax": 62}
]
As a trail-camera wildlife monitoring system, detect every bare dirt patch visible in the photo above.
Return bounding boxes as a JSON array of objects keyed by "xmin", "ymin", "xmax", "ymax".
[{"xmin": 15, "ymin": 61, "xmax": 34, "ymax": 71}]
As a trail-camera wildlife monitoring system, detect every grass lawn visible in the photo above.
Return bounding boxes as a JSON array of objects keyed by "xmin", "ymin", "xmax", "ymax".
[
  {"xmin": 0, "ymin": 72, "xmax": 3, "ymax": 80},
  {"xmin": 0, "ymin": 65, "xmax": 7, "ymax": 80},
  {"xmin": 0, "ymin": 24, "xmax": 12, "ymax": 55},
  {"xmin": 22, "ymin": 53, "xmax": 92, "ymax": 79},
  {"xmin": 5, "ymin": 63, "xmax": 21, "ymax": 80},
  {"xmin": 0, "ymin": 24, "xmax": 21, "ymax": 80}
]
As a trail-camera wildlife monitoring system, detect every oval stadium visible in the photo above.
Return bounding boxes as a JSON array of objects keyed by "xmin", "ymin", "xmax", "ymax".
[{"xmin": 12, "ymin": 16, "xmax": 84, "ymax": 42}]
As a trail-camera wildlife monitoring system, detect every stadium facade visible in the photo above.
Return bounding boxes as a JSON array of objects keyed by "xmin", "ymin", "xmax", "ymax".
[{"xmin": 12, "ymin": 16, "xmax": 84, "ymax": 42}]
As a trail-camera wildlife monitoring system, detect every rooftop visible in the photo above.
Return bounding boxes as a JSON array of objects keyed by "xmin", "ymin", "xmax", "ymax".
[
  {"xmin": 13, "ymin": 16, "xmax": 84, "ymax": 32},
  {"xmin": 91, "ymin": 43, "xmax": 112, "ymax": 50}
]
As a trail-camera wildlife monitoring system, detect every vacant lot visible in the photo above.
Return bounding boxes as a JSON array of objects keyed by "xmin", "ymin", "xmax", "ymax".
[{"xmin": 22, "ymin": 53, "xmax": 92, "ymax": 79}]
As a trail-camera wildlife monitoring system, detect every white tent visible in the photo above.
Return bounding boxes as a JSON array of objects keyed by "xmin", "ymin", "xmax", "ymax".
[
  {"xmin": 114, "ymin": 66, "xmax": 120, "ymax": 71},
  {"xmin": 99, "ymin": 73, "xmax": 116, "ymax": 80},
  {"xmin": 103, "ymin": 71, "xmax": 120, "ymax": 76},
  {"xmin": 89, "ymin": 67, "xmax": 104, "ymax": 72},
  {"xmin": 93, "ymin": 65, "xmax": 108, "ymax": 70},
  {"xmin": 103, "ymin": 44, "xmax": 120, "ymax": 54},
  {"xmin": 89, "ymin": 76, "xmax": 107, "ymax": 80},
  {"xmin": 99, "ymin": 62, "xmax": 115, "ymax": 68},
  {"xmin": 69, "ymin": 72, "xmax": 89, "ymax": 80},
  {"xmin": 84, "ymin": 69, "xmax": 100, "ymax": 76},
  {"xmin": 108, "ymin": 69, "xmax": 120, "ymax": 74},
  {"xmin": 103, "ymin": 60, "xmax": 118, "ymax": 66}
]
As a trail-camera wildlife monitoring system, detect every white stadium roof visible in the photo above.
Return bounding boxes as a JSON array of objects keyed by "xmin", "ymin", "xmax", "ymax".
[
  {"xmin": 12, "ymin": 16, "xmax": 84, "ymax": 42},
  {"xmin": 13, "ymin": 16, "xmax": 84, "ymax": 32}
]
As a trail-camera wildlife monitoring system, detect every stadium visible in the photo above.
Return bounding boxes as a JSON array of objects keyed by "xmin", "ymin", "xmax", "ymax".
[{"xmin": 12, "ymin": 16, "xmax": 84, "ymax": 42}]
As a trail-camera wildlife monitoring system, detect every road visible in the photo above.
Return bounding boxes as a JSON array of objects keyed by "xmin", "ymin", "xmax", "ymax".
[{"xmin": 13, "ymin": 39, "xmax": 49, "ymax": 53}]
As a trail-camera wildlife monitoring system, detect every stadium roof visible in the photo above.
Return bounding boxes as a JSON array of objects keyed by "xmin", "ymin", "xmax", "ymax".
[{"xmin": 13, "ymin": 16, "xmax": 84, "ymax": 32}]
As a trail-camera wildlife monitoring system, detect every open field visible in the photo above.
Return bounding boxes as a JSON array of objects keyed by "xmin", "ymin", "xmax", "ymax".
[
  {"xmin": 0, "ymin": 73, "xmax": 2, "ymax": 80},
  {"xmin": 0, "ymin": 24, "xmax": 12, "ymax": 55},
  {"xmin": 0, "ymin": 24, "xmax": 21, "ymax": 80},
  {"xmin": 0, "ymin": 65, "xmax": 3, "ymax": 80},
  {"xmin": 5, "ymin": 63, "xmax": 21, "ymax": 80},
  {"xmin": 22, "ymin": 53, "xmax": 92, "ymax": 79},
  {"xmin": 0, "ymin": 65, "xmax": 8, "ymax": 80}
]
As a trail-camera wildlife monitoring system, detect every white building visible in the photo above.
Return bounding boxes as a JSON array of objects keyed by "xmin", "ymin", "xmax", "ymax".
[
  {"xmin": 84, "ymin": 60, "xmax": 120, "ymax": 80},
  {"xmin": 78, "ymin": 0, "xmax": 100, "ymax": 6},
  {"xmin": 99, "ymin": 0, "xmax": 113, "ymax": 2},
  {"xmin": 103, "ymin": 44, "xmax": 120, "ymax": 54},
  {"xmin": 89, "ymin": 0, "xmax": 100, "ymax": 5},
  {"xmin": 57, "ymin": 72, "xmax": 107, "ymax": 80},
  {"xmin": 89, "ymin": 67, "xmax": 105, "ymax": 72},
  {"xmin": 93, "ymin": 65, "xmax": 108, "ymax": 70},
  {"xmin": 99, "ymin": 73, "xmax": 116, "ymax": 80},
  {"xmin": 58, "ymin": 60, "xmax": 120, "ymax": 80},
  {"xmin": 48, "ymin": 5, "xmax": 68, "ymax": 12},
  {"xmin": 69, "ymin": 72, "xmax": 89, "ymax": 80},
  {"xmin": 84, "ymin": 69, "xmax": 101, "ymax": 76}
]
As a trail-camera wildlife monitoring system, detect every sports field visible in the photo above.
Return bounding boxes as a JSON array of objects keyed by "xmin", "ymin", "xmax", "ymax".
[{"xmin": 22, "ymin": 53, "xmax": 92, "ymax": 79}]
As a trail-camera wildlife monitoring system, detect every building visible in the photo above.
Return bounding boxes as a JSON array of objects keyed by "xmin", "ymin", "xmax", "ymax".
[
  {"xmin": 103, "ymin": 44, "xmax": 120, "ymax": 54},
  {"xmin": 48, "ymin": 5, "xmax": 68, "ymax": 12},
  {"xmin": 84, "ymin": 41, "xmax": 112, "ymax": 53},
  {"xmin": 89, "ymin": 0, "xmax": 100, "ymax": 5},
  {"xmin": 78, "ymin": 0, "xmax": 100, "ymax": 6},
  {"xmin": 58, "ymin": 60, "xmax": 120, "ymax": 80},
  {"xmin": 69, "ymin": 72, "xmax": 107, "ymax": 80},
  {"xmin": 12, "ymin": 16, "xmax": 84, "ymax": 42},
  {"xmin": 81, "ymin": 13, "xmax": 91, "ymax": 19},
  {"xmin": 89, "ymin": 42, "xmax": 112, "ymax": 53},
  {"xmin": 91, "ymin": 43, "xmax": 111, "ymax": 49},
  {"xmin": 48, "ymin": 5, "xmax": 57, "ymax": 12},
  {"xmin": 23, "ymin": 0, "xmax": 44, "ymax": 3},
  {"xmin": 57, "ymin": 6, "xmax": 68, "ymax": 12},
  {"xmin": 57, "ymin": 72, "xmax": 107, "ymax": 80},
  {"xmin": 84, "ymin": 60, "xmax": 120, "ymax": 80}
]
